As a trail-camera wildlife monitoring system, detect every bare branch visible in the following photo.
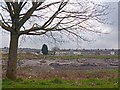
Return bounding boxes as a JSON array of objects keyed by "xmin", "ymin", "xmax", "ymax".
[
  {"xmin": 1, "ymin": 0, "xmax": 110, "ymax": 41},
  {"xmin": 41, "ymin": 1, "xmax": 68, "ymax": 28},
  {"xmin": 20, "ymin": 27, "xmax": 47, "ymax": 35},
  {"xmin": 18, "ymin": 2, "xmax": 44, "ymax": 30},
  {"xmin": 36, "ymin": 1, "xmax": 61, "ymax": 10},
  {"xmin": 4, "ymin": 2, "xmax": 14, "ymax": 18},
  {"xmin": 0, "ymin": 13, "xmax": 11, "ymax": 27},
  {"xmin": 1, "ymin": 22, "xmax": 12, "ymax": 32}
]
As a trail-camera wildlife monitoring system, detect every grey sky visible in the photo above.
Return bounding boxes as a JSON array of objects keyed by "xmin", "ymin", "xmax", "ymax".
[{"xmin": 0, "ymin": 1, "xmax": 119, "ymax": 49}]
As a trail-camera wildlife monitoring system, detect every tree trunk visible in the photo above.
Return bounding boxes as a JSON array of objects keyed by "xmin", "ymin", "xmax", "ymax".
[{"xmin": 6, "ymin": 31, "xmax": 19, "ymax": 80}]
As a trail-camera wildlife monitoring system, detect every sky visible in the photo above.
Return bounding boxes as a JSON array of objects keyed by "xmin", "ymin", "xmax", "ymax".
[{"xmin": 0, "ymin": 0, "xmax": 119, "ymax": 50}]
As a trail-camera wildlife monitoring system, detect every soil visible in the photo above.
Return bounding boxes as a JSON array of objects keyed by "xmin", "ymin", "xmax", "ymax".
[
  {"xmin": 1, "ymin": 58, "xmax": 118, "ymax": 80},
  {"xmin": 17, "ymin": 58, "xmax": 118, "ymax": 70}
]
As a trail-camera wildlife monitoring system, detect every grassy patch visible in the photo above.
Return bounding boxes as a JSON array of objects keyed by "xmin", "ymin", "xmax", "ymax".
[
  {"xmin": 2, "ymin": 70, "xmax": 119, "ymax": 88},
  {"xmin": 2, "ymin": 53, "xmax": 120, "ymax": 60},
  {"xmin": 44, "ymin": 55, "xmax": 119, "ymax": 60},
  {"xmin": 3, "ymin": 76, "xmax": 118, "ymax": 88},
  {"xmin": 50, "ymin": 77, "xmax": 63, "ymax": 84}
]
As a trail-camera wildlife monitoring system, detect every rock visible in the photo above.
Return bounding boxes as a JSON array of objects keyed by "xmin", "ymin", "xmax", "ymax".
[
  {"xmin": 49, "ymin": 63, "xmax": 60, "ymax": 67},
  {"xmin": 110, "ymin": 63, "xmax": 118, "ymax": 66},
  {"xmin": 40, "ymin": 60, "xmax": 46, "ymax": 63},
  {"xmin": 81, "ymin": 63, "xmax": 97, "ymax": 66}
]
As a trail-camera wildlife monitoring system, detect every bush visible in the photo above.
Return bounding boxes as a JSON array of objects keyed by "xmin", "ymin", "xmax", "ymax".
[{"xmin": 42, "ymin": 44, "xmax": 48, "ymax": 55}]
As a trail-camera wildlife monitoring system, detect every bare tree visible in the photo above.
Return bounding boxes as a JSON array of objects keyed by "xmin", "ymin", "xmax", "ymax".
[
  {"xmin": 52, "ymin": 46, "xmax": 60, "ymax": 55},
  {"xmin": 0, "ymin": 0, "xmax": 109, "ymax": 80}
]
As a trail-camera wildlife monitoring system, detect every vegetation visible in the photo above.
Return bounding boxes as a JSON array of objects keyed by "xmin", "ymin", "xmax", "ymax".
[
  {"xmin": 2, "ymin": 53, "xmax": 120, "ymax": 60},
  {"xmin": 2, "ymin": 53, "xmax": 119, "ymax": 88},
  {"xmin": 3, "ymin": 76, "xmax": 118, "ymax": 88},
  {"xmin": 42, "ymin": 44, "xmax": 48, "ymax": 55}
]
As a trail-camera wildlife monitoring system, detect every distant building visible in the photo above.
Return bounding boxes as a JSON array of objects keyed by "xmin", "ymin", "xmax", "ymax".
[
  {"xmin": 50, "ymin": 49, "xmax": 118, "ymax": 56},
  {"xmin": 1, "ymin": 47, "xmax": 119, "ymax": 56},
  {"xmin": 2, "ymin": 47, "xmax": 41, "ymax": 54}
]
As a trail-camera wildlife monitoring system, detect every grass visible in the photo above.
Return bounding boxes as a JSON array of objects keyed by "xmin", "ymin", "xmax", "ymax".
[
  {"xmin": 2, "ymin": 70, "xmax": 119, "ymax": 88},
  {"xmin": 2, "ymin": 53, "xmax": 120, "ymax": 60},
  {"xmin": 2, "ymin": 77, "xmax": 118, "ymax": 88}
]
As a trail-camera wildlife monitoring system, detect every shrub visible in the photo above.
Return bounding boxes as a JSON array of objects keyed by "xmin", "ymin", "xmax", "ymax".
[{"xmin": 42, "ymin": 44, "xmax": 48, "ymax": 55}]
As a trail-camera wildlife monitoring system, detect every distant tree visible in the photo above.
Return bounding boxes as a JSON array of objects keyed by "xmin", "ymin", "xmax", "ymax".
[
  {"xmin": 52, "ymin": 46, "xmax": 60, "ymax": 55},
  {"xmin": 42, "ymin": 44, "xmax": 48, "ymax": 55}
]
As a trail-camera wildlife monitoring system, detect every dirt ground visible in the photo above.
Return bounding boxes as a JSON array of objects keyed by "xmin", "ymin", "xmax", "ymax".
[
  {"xmin": 2, "ymin": 58, "xmax": 118, "ymax": 71},
  {"xmin": 16, "ymin": 58, "xmax": 118, "ymax": 70},
  {"xmin": 1, "ymin": 58, "xmax": 118, "ymax": 79}
]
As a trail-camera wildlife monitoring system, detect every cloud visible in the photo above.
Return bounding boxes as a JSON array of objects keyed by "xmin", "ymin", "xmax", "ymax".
[{"xmin": 90, "ymin": 0, "xmax": 119, "ymax": 2}]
